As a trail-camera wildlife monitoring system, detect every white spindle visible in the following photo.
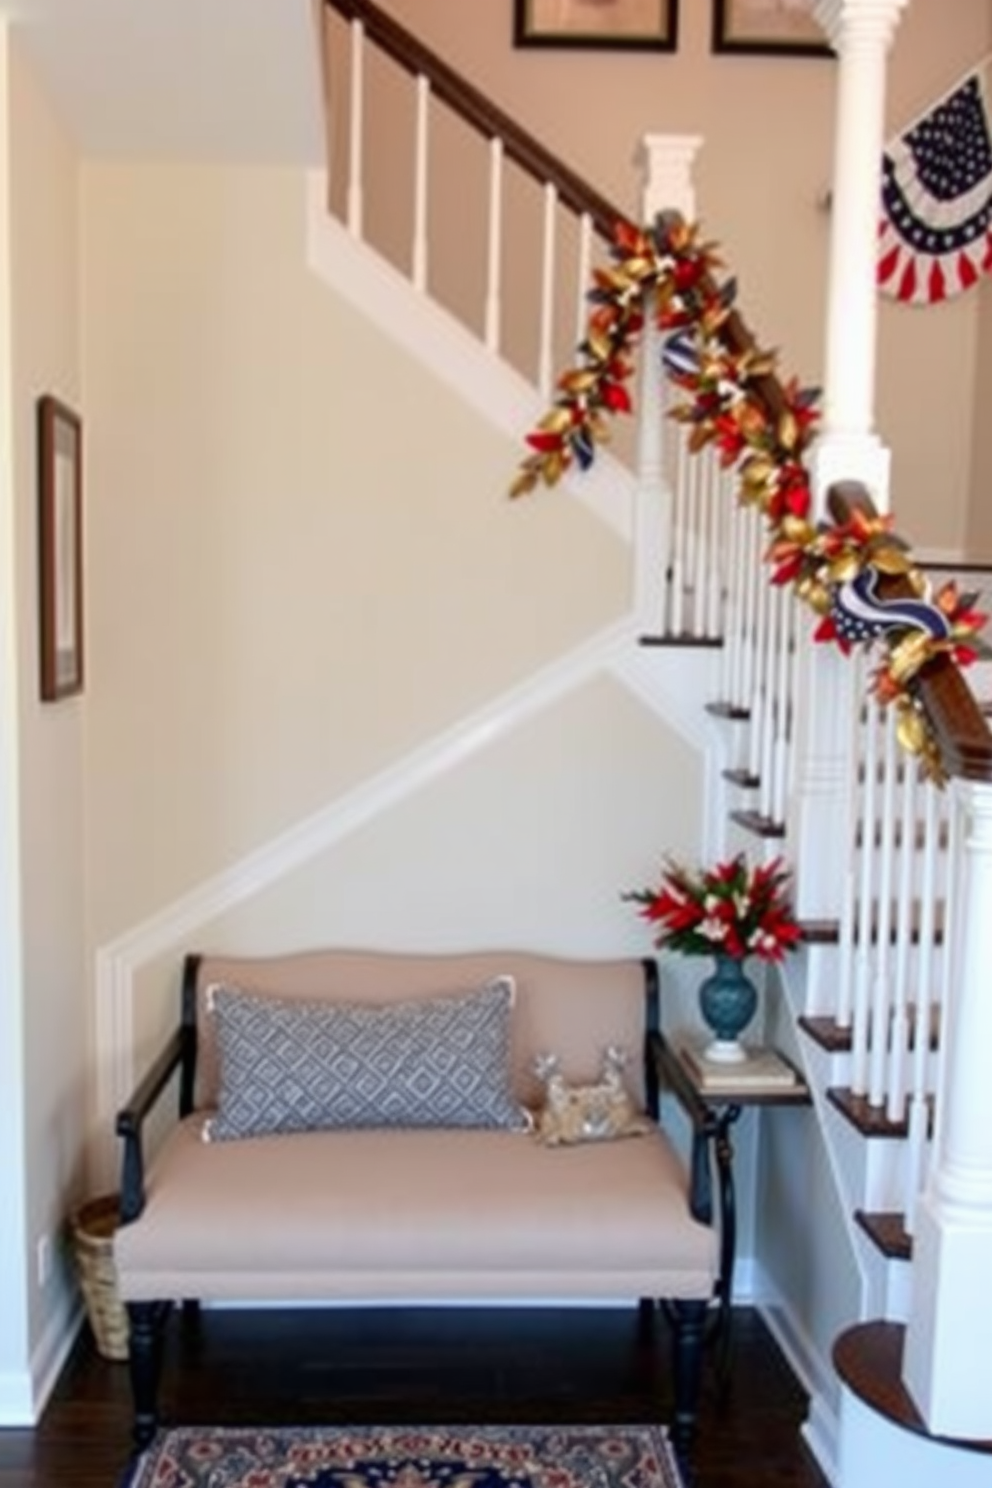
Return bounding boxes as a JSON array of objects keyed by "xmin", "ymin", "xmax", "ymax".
[
  {"xmin": 670, "ymin": 432, "xmax": 688, "ymax": 637},
  {"xmin": 538, "ymin": 183, "xmax": 557, "ymax": 397},
  {"xmin": 868, "ymin": 709, "xmax": 899, "ymax": 1108},
  {"xmin": 575, "ymin": 212, "xmax": 592, "ymax": 348},
  {"xmin": 852, "ymin": 685, "xmax": 879, "ymax": 1097},
  {"xmin": 347, "ymin": 19, "xmax": 365, "ymax": 238},
  {"xmin": 484, "ymin": 138, "xmax": 504, "ymax": 353},
  {"xmin": 737, "ymin": 509, "xmax": 760, "ymax": 714},
  {"xmin": 704, "ymin": 453, "xmax": 723, "ymax": 639},
  {"xmin": 412, "ymin": 75, "xmax": 430, "ymax": 292},
  {"xmin": 690, "ymin": 455, "xmax": 709, "ymax": 638},
  {"xmin": 772, "ymin": 592, "xmax": 793, "ymax": 825},
  {"xmin": 759, "ymin": 587, "xmax": 779, "ymax": 822},
  {"xmin": 747, "ymin": 564, "xmax": 770, "ymax": 784},
  {"xmin": 721, "ymin": 494, "xmax": 743, "ymax": 699},
  {"xmin": 904, "ymin": 778, "xmax": 941, "ymax": 1232},
  {"xmin": 886, "ymin": 756, "xmax": 918, "ymax": 1120},
  {"xmin": 836, "ymin": 867, "xmax": 857, "ymax": 1030}
]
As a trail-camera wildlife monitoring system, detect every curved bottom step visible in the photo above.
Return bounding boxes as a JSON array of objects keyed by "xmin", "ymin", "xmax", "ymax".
[{"xmin": 833, "ymin": 1321, "xmax": 991, "ymax": 1488}]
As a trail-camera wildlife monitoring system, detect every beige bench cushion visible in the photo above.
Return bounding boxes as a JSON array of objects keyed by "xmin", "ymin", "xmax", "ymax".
[{"xmin": 115, "ymin": 1116, "xmax": 717, "ymax": 1303}]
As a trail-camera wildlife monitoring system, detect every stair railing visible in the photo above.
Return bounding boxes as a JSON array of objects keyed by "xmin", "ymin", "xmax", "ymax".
[{"xmin": 322, "ymin": 0, "xmax": 622, "ymax": 394}]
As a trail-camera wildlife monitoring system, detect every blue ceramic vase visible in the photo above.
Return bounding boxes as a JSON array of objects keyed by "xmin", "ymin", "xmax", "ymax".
[{"xmin": 697, "ymin": 953, "xmax": 757, "ymax": 1062}]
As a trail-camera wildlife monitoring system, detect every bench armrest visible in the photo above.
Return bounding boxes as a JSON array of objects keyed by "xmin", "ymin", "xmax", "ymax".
[
  {"xmin": 115, "ymin": 1028, "xmax": 186, "ymax": 1223},
  {"xmin": 647, "ymin": 1031, "xmax": 717, "ymax": 1226}
]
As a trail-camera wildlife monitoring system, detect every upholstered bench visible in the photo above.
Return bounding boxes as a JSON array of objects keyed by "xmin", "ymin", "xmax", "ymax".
[{"xmin": 113, "ymin": 949, "xmax": 719, "ymax": 1455}]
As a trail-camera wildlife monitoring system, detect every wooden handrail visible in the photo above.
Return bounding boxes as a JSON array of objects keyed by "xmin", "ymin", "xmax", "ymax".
[
  {"xmin": 323, "ymin": 0, "xmax": 626, "ymax": 238},
  {"xmin": 828, "ymin": 481, "xmax": 992, "ymax": 784},
  {"xmin": 325, "ymin": 0, "xmax": 796, "ymax": 429}
]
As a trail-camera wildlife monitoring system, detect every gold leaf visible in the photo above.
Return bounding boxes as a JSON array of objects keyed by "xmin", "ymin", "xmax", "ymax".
[
  {"xmin": 778, "ymin": 410, "xmax": 799, "ymax": 452},
  {"xmin": 743, "ymin": 457, "xmax": 775, "ymax": 488},
  {"xmin": 870, "ymin": 546, "xmax": 913, "ymax": 576},
  {"xmin": 544, "ymin": 452, "xmax": 566, "ymax": 486},
  {"xmin": 888, "ymin": 631, "xmax": 934, "ymax": 683},
  {"xmin": 509, "ymin": 469, "xmax": 538, "ymax": 500},
  {"xmin": 781, "ymin": 515, "xmax": 815, "ymax": 545},
  {"xmin": 560, "ymin": 370, "xmax": 598, "ymax": 395},
  {"xmin": 798, "ymin": 580, "xmax": 832, "ymax": 614},
  {"xmin": 588, "ymin": 330, "xmax": 611, "ymax": 363},
  {"xmin": 828, "ymin": 554, "xmax": 861, "ymax": 584},
  {"xmin": 896, "ymin": 706, "xmax": 926, "ymax": 756},
  {"xmin": 688, "ymin": 425, "xmax": 713, "ymax": 454},
  {"xmin": 541, "ymin": 407, "xmax": 575, "ymax": 434}
]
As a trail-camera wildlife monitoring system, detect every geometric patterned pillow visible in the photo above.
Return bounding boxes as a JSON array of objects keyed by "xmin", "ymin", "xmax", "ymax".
[{"xmin": 201, "ymin": 976, "xmax": 527, "ymax": 1141}]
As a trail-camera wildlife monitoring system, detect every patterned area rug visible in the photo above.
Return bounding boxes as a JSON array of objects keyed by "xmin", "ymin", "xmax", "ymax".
[{"xmin": 119, "ymin": 1423, "xmax": 685, "ymax": 1488}]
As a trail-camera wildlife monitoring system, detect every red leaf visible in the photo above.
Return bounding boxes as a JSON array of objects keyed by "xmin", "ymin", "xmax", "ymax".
[
  {"xmin": 602, "ymin": 382, "xmax": 632, "ymax": 414},
  {"xmin": 526, "ymin": 431, "xmax": 563, "ymax": 454}
]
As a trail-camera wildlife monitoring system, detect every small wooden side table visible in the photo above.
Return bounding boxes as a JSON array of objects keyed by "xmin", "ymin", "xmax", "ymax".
[{"xmin": 652, "ymin": 1031, "xmax": 811, "ymax": 1359}]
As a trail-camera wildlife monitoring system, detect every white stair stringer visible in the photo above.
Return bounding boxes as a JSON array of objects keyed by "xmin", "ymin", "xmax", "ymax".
[
  {"xmin": 305, "ymin": 172, "xmax": 636, "ymax": 542},
  {"xmin": 784, "ymin": 951, "xmax": 914, "ymax": 1325}
]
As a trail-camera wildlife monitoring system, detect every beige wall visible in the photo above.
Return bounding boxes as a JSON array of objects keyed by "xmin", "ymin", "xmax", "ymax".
[
  {"xmin": 4, "ymin": 31, "xmax": 88, "ymax": 1382},
  {"xmin": 80, "ymin": 163, "xmax": 631, "ymax": 948},
  {"xmin": 967, "ymin": 275, "xmax": 992, "ymax": 560},
  {"xmin": 335, "ymin": 0, "xmax": 990, "ymax": 551}
]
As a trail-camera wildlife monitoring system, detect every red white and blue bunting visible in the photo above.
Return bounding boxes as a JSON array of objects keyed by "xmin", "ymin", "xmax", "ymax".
[{"xmin": 878, "ymin": 69, "xmax": 992, "ymax": 305}]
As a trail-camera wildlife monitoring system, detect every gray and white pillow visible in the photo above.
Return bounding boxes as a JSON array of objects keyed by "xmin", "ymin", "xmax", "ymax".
[{"xmin": 202, "ymin": 976, "xmax": 526, "ymax": 1141}]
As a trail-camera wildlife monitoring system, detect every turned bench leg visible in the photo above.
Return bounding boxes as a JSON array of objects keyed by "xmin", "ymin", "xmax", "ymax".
[
  {"xmin": 668, "ymin": 1298, "xmax": 707, "ymax": 1467},
  {"xmin": 126, "ymin": 1300, "xmax": 171, "ymax": 1448}
]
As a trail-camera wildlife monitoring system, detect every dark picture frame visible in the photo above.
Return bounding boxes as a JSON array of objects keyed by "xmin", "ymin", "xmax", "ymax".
[
  {"xmin": 37, "ymin": 394, "xmax": 84, "ymax": 701},
  {"xmin": 712, "ymin": 0, "xmax": 832, "ymax": 57},
  {"xmin": 514, "ymin": 0, "xmax": 679, "ymax": 52}
]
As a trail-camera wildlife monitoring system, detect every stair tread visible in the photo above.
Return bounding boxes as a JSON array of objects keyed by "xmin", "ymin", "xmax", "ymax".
[
  {"xmin": 834, "ymin": 1322, "xmax": 992, "ymax": 1451},
  {"xmin": 722, "ymin": 767, "xmax": 760, "ymax": 788},
  {"xmin": 827, "ymin": 1087, "xmax": 911, "ymax": 1138},
  {"xmin": 729, "ymin": 808, "xmax": 786, "ymax": 839},
  {"xmin": 799, "ymin": 1015, "xmax": 852, "ymax": 1053},
  {"xmin": 639, "ymin": 634, "xmax": 722, "ymax": 648},
  {"xmin": 706, "ymin": 700, "xmax": 750, "ymax": 721},
  {"xmin": 800, "ymin": 1005, "xmax": 940, "ymax": 1055},
  {"xmin": 854, "ymin": 1209, "xmax": 913, "ymax": 1261}
]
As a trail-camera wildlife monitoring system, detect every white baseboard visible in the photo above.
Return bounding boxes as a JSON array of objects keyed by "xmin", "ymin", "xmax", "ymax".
[
  {"xmin": 751, "ymin": 1262, "xmax": 840, "ymax": 1488},
  {"xmin": 0, "ymin": 1297, "xmax": 83, "ymax": 1426}
]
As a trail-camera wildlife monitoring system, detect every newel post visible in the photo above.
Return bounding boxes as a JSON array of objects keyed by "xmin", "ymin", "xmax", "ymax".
[
  {"xmin": 902, "ymin": 778, "xmax": 992, "ymax": 1439},
  {"xmin": 633, "ymin": 134, "xmax": 702, "ymax": 634},
  {"xmin": 788, "ymin": 0, "xmax": 908, "ymax": 921}
]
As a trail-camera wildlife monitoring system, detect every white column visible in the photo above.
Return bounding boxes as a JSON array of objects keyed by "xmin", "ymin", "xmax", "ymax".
[
  {"xmin": 903, "ymin": 779, "xmax": 992, "ymax": 1440},
  {"xmin": 789, "ymin": 0, "xmax": 908, "ymax": 920},
  {"xmin": 812, "ymin": 0, "xmax": 908, "ymax": 512},
  {"xmin": 633, "ymin": 135, "xmax": 703, "ymax": 633}
]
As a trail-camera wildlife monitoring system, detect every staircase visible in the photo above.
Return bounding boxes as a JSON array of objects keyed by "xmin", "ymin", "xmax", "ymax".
[{"xmin": 316, "ymin": 1, "xmax": 992, "ymax": 1480}]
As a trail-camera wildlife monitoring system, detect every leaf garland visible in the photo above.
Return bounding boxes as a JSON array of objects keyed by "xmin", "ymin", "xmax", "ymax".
[{"xmin": 512, "ymin": 211, "xmax": 989, "ymax": 782}]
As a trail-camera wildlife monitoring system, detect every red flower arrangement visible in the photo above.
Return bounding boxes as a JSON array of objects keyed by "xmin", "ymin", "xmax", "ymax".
[{"xmin": 625, "ymin": 854, "xmax": 801, "ymax": 963}]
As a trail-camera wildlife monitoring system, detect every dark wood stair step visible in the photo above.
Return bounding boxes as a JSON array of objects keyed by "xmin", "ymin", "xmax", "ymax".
[
  {"xmin": 722, "ymin": 767, "xmax": 760, "ymax": 788},
  {"xmin": 800, "ymin": 1006, "xmax": 939, "ymax": 1057},
  {"xmin": 854, "ymin": 1209, "xmax": 913, "ymax": 1261},
  {"xmin": 706, "ymin": 700, "xmax": 750, "ymax": 721},
  {"xmin": 799, "ymin": 1015, "xmax": 852, "ymax": 1054},
  {"xmin": 827, "ymin": 1087, "xmax": 911, "ymax": 1139},
  {"xmin": 729, "ymin": 808, "xmax": 786, "ymax": 839},
  {"xmin": 834, "ymin": 1321, "xmax": 992, "ymax": 1452},
  {"xmin": 638, "ymin": 633, "xmax": 722, "ymax": 648}
]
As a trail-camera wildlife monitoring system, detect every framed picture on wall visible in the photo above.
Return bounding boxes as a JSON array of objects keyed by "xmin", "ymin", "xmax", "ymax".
[
  {"xmin": 514, "ymin": 0, "xmax": 679, "ymax": 52},
  {"xmin": 712, "ymin": 0, "xmax": 832, "ymax": 57},
  {"xmin": 37, "ymin": 394, "xmax": 84, "ymax": 701}
]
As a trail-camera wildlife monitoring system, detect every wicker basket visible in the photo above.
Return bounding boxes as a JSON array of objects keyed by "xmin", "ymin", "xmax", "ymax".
[{"xmin": 70, "ymin": 1194, "xmax": 129, "ymax": 1361}]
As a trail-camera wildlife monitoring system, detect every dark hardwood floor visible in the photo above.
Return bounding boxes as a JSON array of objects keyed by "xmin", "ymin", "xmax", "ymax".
[{"xmin": 0, "ymin": 1305, "xmax": 829, "ymax": 1488}]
